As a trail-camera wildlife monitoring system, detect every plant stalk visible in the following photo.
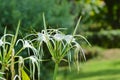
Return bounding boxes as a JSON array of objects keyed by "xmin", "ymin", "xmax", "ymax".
[
  {"xmin": 11, "ymin": 49, "xmax": 15, "ymax": 80},
  {"xmin": 53, "ymin": 63, "xmax": 59, "ymax": 80},
  {"xmin": 0, "ymin": 66, "xmax": 5, "ymax": 78}
]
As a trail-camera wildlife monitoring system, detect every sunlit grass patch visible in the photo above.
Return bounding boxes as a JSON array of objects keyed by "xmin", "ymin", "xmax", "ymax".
[{"xmin": 57, "ymin": 59, "xmax": 120, "ymax": 80}]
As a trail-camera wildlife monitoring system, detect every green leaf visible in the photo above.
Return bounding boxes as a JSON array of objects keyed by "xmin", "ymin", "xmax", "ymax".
[
  {"xmin": 6, "ymin": 21, "xmax": 21, "ymax": 60},
  {"xmin": 22, "ymin": 69, "xmax": 30, "ymax": 80},
  {"xmin": 73, "ymin": 16, "xmax": 82, "ymax": 35}
]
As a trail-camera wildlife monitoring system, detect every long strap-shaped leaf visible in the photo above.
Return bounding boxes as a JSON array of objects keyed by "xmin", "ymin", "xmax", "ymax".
[
  {"xmin": 6, "ymin": 21, "xmax": 21, "ymax": 60},
  {"xmin": 73, "ymin": 16, "xmax": 82, "ymax": 35},
  {"xmin": 22, "ymin": 69, "xmax": 30, "ymax": 80}
]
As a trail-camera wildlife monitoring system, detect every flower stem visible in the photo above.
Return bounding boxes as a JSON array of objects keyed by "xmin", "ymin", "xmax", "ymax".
[
  {"xmin": 15, "ymin": 47, "xmax": 24, "ymax": 56},
  {"xmin": 53, "ymin": 63, "xmax": 59, "ymax": 80},
  {"xmin": 11, "ymin": 49, "xmax": 15, "ymax": 80}
]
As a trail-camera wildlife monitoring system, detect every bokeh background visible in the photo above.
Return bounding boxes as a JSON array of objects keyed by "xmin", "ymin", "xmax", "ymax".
[{"xmin": 0, "ymin": 0, "xmax": 120, "ymax": 80}]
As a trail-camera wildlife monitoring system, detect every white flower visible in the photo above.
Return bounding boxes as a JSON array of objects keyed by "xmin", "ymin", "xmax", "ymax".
[
  {"xmin": 22, "ymin": 40, "xmax": 37, "ymax": 54},
  {"xmin": 37, "ymin": 33, "xmax": 50, "ymax": 43},
  {"xmin": 29, "ymin": 56, "xmax": 37, "ymax": 63},
  {"xmin": 16, "ymin": 39, "xmax": 37, "ymax": 55},
  {"xmin": 74, "ymin": 42, "xmax": 80, "ymax": 50},
  {"xmin": 16, "ymin": 39, "xmax": 33, "ymax": 48},
  {"xmin": 64, "ymin": 35, "xmax": 75, "ymax": 44},
  {"xmin": 37, "ymin": 33, "xmax": 45, "ymax": 41},
  {"xmin": 0, "ymin": 34, "xmax": 13, "ymax": 46},
  {"xmin": 18, "ymin": 56, "xmax": 24, "ymax": 64},
  {"xmin": 74, "ymin": 42, "xmax": 86, "ymax": 61},
  {"xmin": 53, "ymin": 34, "xmax": 64, "ymax": 41},
  {"xmin": 23, "ymin": 40, "xmax": 32, "ymax": 48}
]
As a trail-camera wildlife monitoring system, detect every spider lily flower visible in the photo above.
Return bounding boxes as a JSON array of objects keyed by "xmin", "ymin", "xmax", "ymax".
[
  {"xmin": 18, "ymin": 56, "xmax": 24, "ymax": 64},
  {"xmin": 0, "ymin": 34, "xmax": 13, "ymax": 46},
  {"xmin": 29, "ymin": 56, "xmax": 38, "ymax": 63},
  {"xmin": 37, "ymin": 33, "xmax": 48, "ymax": 42},
  {"xmin": 23, "ymin": 41, "xmax": 37, "ymax": 54},
  {"xmin": 29, "ymin": 56, "xmax": 39, "ymax": 80},
  {"xmin": 74, "ymin": 41, "xmax": 86, "ymax": 61},
  {"xmin": 23, "ymin": 40, "xmax": 33, "ymax": 49},
  {"xmin": 29, "ymin": 32, "xmax": 50, "ymax": 43},
  {"xmin": 16, "ymin": 39, "xmax": 37, "ymax": 55},
  {"xmin": 64, "ymin": 35, "xmax": 75, "ymax": 44},
  {"xmin": 53, "ymin": 33, "xmax": 64, "ymax": 41},
  {"xmin": 16, "ymin": 39, "xmax": 33, "ymax": 49},
  {"xmin": 0, "ymin": 39, "xmax": 11, "ymax": 47}
]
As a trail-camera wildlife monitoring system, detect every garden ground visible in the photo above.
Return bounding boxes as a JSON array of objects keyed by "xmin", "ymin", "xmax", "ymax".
[{"xmin": 57, "ymin": 48, "xmax": 120, "ymax": 80}]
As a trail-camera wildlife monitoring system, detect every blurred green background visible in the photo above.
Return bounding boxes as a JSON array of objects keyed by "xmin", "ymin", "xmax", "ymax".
[{"xmin": 0, "ymin": 0, "xmax": 120, "ymax": 80}]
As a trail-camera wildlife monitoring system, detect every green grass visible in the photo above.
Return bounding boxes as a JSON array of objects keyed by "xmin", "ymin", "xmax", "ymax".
[{"xmin": 57, "ymin": 59, "xmax": 120, "ymax": 80}]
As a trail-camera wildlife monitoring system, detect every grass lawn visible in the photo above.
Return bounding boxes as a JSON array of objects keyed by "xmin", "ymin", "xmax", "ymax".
[{"xmin": 57, "ymin": 59, "xmax": 120, "ymax": 80}]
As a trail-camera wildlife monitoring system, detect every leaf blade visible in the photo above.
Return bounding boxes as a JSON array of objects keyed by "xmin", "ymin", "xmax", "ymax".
[{"xmin": 22, "ymin": 69, "xmax": 30, "ymax": 80}]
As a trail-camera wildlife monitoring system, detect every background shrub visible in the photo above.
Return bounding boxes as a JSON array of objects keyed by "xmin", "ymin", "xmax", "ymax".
[
  {"xmin": 86, "ymin": 30, "xmax": 120, "ymax": 48},
  {"xmin": 0, "ymin": 0, "xmax": 75, "ymax": 35}
]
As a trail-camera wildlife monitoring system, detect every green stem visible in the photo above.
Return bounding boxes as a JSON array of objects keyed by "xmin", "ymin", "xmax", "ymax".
[
  {"xmin": 0, "ymin": 66, "xmax": 5, "ymax": 77},
  {"xmin": 15, "ymin": 47, "xmax": 24, "ymax": 56},
  {"xmin": 11, "ymin": 50, "xmax": 15, "ymax": 80},
  {"xmin": 53, "ymin": 63, "xmax": 59, "ymax": 80}
]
